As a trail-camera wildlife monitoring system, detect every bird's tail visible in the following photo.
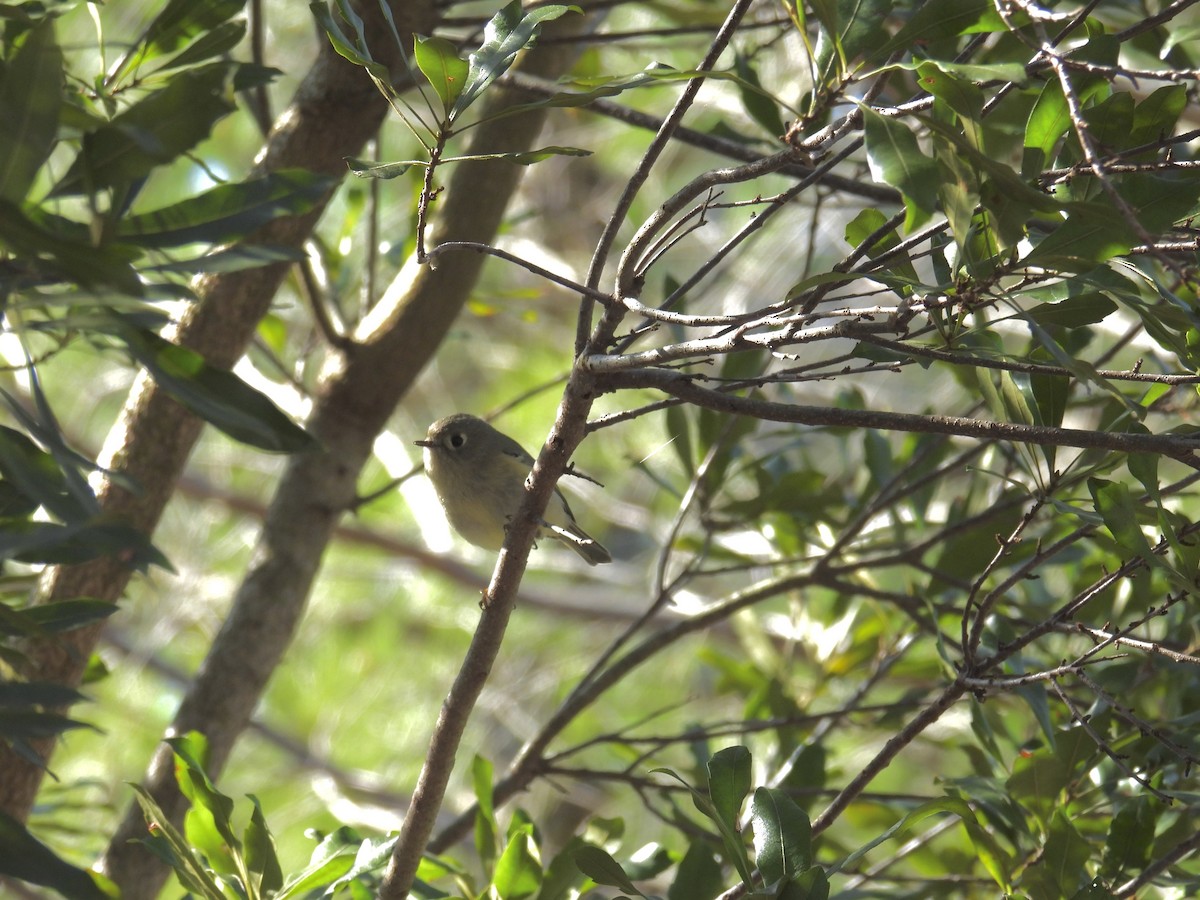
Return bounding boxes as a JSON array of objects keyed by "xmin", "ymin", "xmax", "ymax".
[{"xmin": 547, "ymin": 522, "xmax": 612, "ymax": 565}]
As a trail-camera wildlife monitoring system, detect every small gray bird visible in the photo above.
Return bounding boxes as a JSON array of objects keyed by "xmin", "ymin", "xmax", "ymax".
[{"xmin": 415, "ymin": 413, "xmax": 612, "ymax": 565}]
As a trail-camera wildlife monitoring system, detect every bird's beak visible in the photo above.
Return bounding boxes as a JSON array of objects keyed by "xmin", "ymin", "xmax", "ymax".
[{"xmin": 413, "ymin": 439, "xmax": 433, "ymax": 447}]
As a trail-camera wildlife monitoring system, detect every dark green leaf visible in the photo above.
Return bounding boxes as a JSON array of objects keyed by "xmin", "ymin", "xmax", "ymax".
[
  {"xmin": 1129, "ymin": 84, "xmax": 1187, "ymax": 148},
  {"xmin": 1029, "ymin": 369, "xmax": 1067, "ymax": 430},
  {"xmin": 573, "ymin": 845, "xmax": 643, "ymax": 896},
  {"xmin": 0, "ymin": 425, "xmax": 93, "ymax": 522},
  {"xmin": 118, "ymin": 169, "xmax": 332, "ymax": 248},
  {"xmin": 0, "ymin": 707, "xmax": 98, "ymax": 741},
  {"xmin": 0, "ymin": 520, "xmax": 169, "ymax": 571},
  {"xmin": 4, "ymin": 599, "xmax": 117, "ymax": 635},
  {"xmin": 733, "ymin": 52, "xmax": 785, "ymax": 138},
  {"xmin": 0, "ymin": 18, "xmax": 62, "ymax": 202},
  {"xmin": 0, "ymin": 810, "xmax": 116, "ymax": 899},
  {"xmin": 109, "ymin": 0, "xmax": 245, "ymax": 84},
  {"xmin": 749, "ymin": 787, "xmax": 812, "ymax": 885},
  {"xmin": 145, "ymin": 242, "xmax": 307, "ymax": 274},
  {"xmin": 844, "ymin": 207, "xmax": 918, "ymax": 285},
  {"xmin": 1100, "ymin": 799, "xmax": 1157, "ymax": 880},
  {"xmin": 667, "ymin": 841, "xmax": 722, "ymax": 900},
  {"xmin": 1025, "ymin": 293, "xmax": 1116, "ymax": 328},
  {"xmin": 536, "ymin": 835, "xmax": 593, "ymax": 900},
  {"xmin": 779, "ymin": 867, "xmax": 829, "ymax": 899},
  {"xmin": 491, "ymin": 146, "xmax": 592, "ymax": 165},
  {"xmin": 1088, "ymin": 478, "xmax": 1155, "ymax": 566},
  {"xmin": 53, "ymin": 64, "xmax": 236, "ymax": 195},
  {"xmin": 120, "ymin": 328, "xmax": 316, "ymax": 453},
  {"xmin": 0, "ymin": 680, "xmax": 88, "ymax": 708},
  {"xmin": 155, "ymin": 19, "xmax": 247, "ymax": 73},
  {"xmin": 0, "ymin": 199, "xmax": 143, "ymax": 294},
  {"xmin": 876, "ymin": 0, "xmax": 1004, "ymax": 58}
]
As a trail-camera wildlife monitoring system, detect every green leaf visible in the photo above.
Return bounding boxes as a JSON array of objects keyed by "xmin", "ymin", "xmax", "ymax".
[
  {"xmin": 835, "ymin": 797, "xmax": 1012, "ymax": 890},
  {"xmin": 861, "ymin": 106, "xmax": 940, "ymax": 230},
  {"xmin": 1044, "ymin": 811, "xmax": 1091, "ymax": 897},
  {"xmin": 1100, "ymin": 798, "xmax": 1157, "ymax": 880},
  {"xmin": 130, "ymin": 783, "xmax": 227, "ymax": 898},
  {"xmin": 489, "ymin": 146, "xmax": 592, "ymax": 165},
  {"xmin": 0, "ymin": 809, "xmax": 116, "ymax": 899},
  {"xmin": 155, "ymin": 19, "xmax": 248, "ymax": 73},
  {"xmin": 536, "ymin": 835, "xmax": 593, "ymax": 900},
  {"xmin": 451, "ymin": 1, "xmax": 580, "ymax": 119},
  {"xmin": 749, "ymin": 787, "xmax": 812, "ymax": 885},
  {"xmin": 274, "ymin": 828, "xmax": 361, "ymax": 897},
  {"xmin": 1023, "ymin": 201, "xmax": 1134, "ymax": 271},
  {"xmin": 309, "ymin": 2, "xmax": 377, "ymax": 71},
  {"xmin": 120, "ymin": 328, "xmax": 316, "ymax": 453},
  {"xmin": 1025, "ymin": 293, "xmax": 1116, "ymax": 328},
  {"xmin": 0, "ymin": 18, "xmax": 62, "ymax": 202},
  {"xmin": 53, "ymin": 64, "xmax": 236, "ymax": 196},
  {"xmin": 1029, "ymin": 368, "xmax": 1067, "ymax": 430},
  {"xmin": 1129, "ymin": 84, "xmax": 1187, "ymax": 148},
  {"xmin": 573, "ymin": 845, "xmax": 644, "ymax": 896},
  {"xmin": 117, "ymin": 169, "xmax": 333, "ymax": 248},
  {"xmin": 0, "ymin": 425, "xmax": 94, "ymax": 522},
  {"xmin": 7, "ymin": 599, "xmax": 118, "ymax": 635},
  {"xmin": 494, "ymin": 827, "xmax": 543, "ymax": 900},
  {"xmin": 707, "ymin": 746, "xmax": 752, "ymax": 840},
  {"xmin": 780, "ymin": 867, "xmax": 829, "ymax": 899},
  {"xmin": 245, "ymin": 795, "xmax": 283, "ymax": 895},
  {"xmin": 1006, "ymin": 729, "xmax": 1096, "ymax": 828},
  {"xmin": 667, "ymin": 841, "xmax": 723, "ymax": 900},
  {"xmin": 844, "ymin": 207, "xmax": 918, "ymax": 285},
  {"xmin": 351, "ymin": 147, "xmax": 595, "ymax": 174},
  {"xmin": 875, "ymin": 0, "xmax": 1003, "ymax": 58},
  {"xmin": 345, "ymin": 158, "xmax": 416, "ymax": 180},
  {"xmin": 664, "ymin": 404, "xmax": 695, "ymax": 475},
  {"xmin": 916, "ymin": 61, "xmax": 984, "ymax": 147},
  {"xmin": 473, "ymin": 754, "xmax": 498, "ymax": 872},
  {"xmin": 169, "ymin": 736, "xmax": 239, "ymax": 853},
  {"xmin": 415, "ymin": 35, "xmax": 468, "ymax": 116},
  {"xmin": 733, "ymin": 52, "xmax": 785, "ymax": 138},
  {"xmin": 1088, "ymin": 478, "xmax": 1156, "ymax": 568},
  {"xmin": 1022, "ymin": 80, "xmax": 1070, "ymax": 177},
  {"xmin": 920, "ymin": 113, "xmax": 1060, "ymax": 214}
]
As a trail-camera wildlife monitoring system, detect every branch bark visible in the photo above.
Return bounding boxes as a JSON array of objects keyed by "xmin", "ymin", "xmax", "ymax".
[
  {"xmin": 597, "ymin": 367, "xmax": 1200, "ymax": 467},
  {"xmin": 96, "ymin": 15, "xmax": 591, "ymax": 898}
]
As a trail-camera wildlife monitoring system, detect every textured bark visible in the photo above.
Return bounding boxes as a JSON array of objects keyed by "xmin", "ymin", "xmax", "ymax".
[
  {"xmin": 0, "ymin": 0, "xmax": 434, "ymax": 828},
  {"xmin": 95, "ymin": 18, "xmax": 589, "ymax": 899}
]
